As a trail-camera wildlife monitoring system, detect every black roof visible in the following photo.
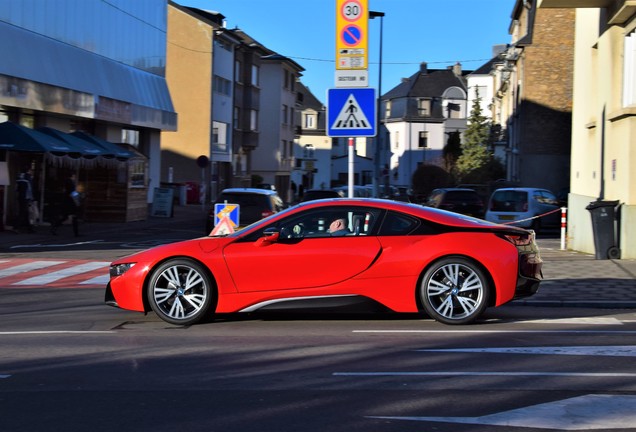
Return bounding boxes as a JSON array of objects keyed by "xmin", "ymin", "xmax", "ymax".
[
  {"xmin": 383, "ymin": 67, "xmax": 467, "ymax": 100},
  {"xmin": 470, "ymin": 55, "xmax": 503, "ymax": 75},
  {"xmin": 296, "ymin": 81, "xmax": 324, "ymax": 109}
]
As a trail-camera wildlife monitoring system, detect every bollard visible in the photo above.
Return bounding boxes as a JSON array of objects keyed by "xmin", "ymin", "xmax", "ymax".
[{"xmin": 560, "ymin": 207, "xmax": 567, "ymax": 250}]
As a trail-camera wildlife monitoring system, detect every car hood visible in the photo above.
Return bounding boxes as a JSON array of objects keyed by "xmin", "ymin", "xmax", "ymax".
[{"xmin": 111, "ymin": 236, "xmax": 232, "ymax": 265}]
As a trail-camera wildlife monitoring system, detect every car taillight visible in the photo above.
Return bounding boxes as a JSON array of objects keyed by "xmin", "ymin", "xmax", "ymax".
[
  {"xmin": 496, "ymin": 232, "xmax": 533, "ymax": 247},
  {"xmin": 262, "ymin": 210, "xmax": 274, "ymax": 218}
]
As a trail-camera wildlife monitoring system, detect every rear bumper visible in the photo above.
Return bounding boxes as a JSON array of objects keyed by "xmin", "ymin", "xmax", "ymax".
[
  {"xmin": 514, "ymin": 276, "xmax": 541, "ymax": 299},
  {"xmin": 513, "ymin": 247, "xmax": 543, "ymax": 299}
]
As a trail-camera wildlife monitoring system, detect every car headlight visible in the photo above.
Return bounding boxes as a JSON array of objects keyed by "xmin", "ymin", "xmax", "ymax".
[{"xmin": 110, "ymin": 263, "xmax": 136, "ymax": 277}]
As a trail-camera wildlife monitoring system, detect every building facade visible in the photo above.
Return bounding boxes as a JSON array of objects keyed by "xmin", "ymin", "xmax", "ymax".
[
  {"xmin": 539, "ymin": 0, "xmax": 636, "ymax": 258},
  {"xmin": 492, "ymin": 0, "xmax": 575, "ymax": 194},
  {"xmin": 292, "ymin": 82, "xmax": 332, "ymax": 197},
  {"xmin": 252, "ymin": 54, "xmax": 304, "ymax": 202},
  {"xmin": 230, "ymin": 29, "xmax": 269, "ymax": 189},
  {"xmin": 163, "ymin": 3, "xmax": 238, "ymax": 204},
  {"xmin": 0, "ymin": 0, "xmax": 176, "ymax": 225},
  {"xmin": 381, "ymin": 62, "xmax": 468, "ymax": 187}
]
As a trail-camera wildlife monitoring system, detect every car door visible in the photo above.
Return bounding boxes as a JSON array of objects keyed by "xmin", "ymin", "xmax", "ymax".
[{"xmin": 222, "ymin": 207, "xmax": 382, "ymax": 292}]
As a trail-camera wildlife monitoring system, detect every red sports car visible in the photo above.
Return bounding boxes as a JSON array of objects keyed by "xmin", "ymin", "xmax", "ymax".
[{"xmin": 105, "ymin": 199, "xmax": 542, "ymax": 325}]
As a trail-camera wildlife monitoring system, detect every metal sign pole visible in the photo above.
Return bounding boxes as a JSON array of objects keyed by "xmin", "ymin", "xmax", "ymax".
[{"xmin": 348, "ymin": 137, "xmax": 354, "ymax": 197}]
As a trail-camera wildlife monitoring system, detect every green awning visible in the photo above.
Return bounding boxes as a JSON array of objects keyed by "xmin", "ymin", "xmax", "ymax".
[{"xmin": 0, "ymin": 121, "xmax": 75, "ymax": 155}]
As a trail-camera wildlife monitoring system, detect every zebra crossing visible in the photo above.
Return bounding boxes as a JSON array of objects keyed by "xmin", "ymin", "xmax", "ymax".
[{"xmin": 0, "ymin": 258, "xmax": 110, "ymax": 288}]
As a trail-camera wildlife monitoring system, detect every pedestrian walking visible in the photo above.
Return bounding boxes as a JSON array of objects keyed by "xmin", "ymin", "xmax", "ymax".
[{"xmin": 50, "ymin": 173, "xmax": 80, "ymax": 236}]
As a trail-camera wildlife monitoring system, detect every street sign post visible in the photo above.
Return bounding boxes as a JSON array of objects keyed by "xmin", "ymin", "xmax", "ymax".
[
  {"xmin": 334, "ymin": 0, "xmax": 373, "ymax": 197},
  {"xmin": 327, "ymin": 87, "xmax": 376, "ymax": 137},
  {"xmin": 335, "ymin": 0, "xmax": 368, "ymax": 87}
]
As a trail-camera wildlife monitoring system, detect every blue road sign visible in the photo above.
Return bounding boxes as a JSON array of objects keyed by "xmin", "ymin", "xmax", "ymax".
[
  {"xmin": 327, "ymin": 87, "xmax": 376, "ymax": 137},
  {"xmin": 214, "ymin": 202, "xmax": 240, "ymax": 227}
]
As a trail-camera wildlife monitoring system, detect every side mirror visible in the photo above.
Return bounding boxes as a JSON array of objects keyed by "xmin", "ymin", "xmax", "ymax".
[{"xmin": 256, "ymin": 227, "xmax": 280, "ymax": 246}]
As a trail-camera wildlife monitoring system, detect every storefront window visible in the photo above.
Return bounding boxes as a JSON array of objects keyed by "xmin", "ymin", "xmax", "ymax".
[{"xmin": 129, "ymin": 160, "xmax": 147, "ymax": 188}]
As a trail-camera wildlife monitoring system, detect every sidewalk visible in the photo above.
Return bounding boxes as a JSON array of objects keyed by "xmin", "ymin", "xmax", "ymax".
[
  {"xmin": 1, "ymin": 206, "xmax": 635, "ymax": 308},
  {"xmin": 0, "ymin": 204, "xmax": 207, "ymax": 251},
  {"xmin": 520, "ymin": 237, "xmax": 636, "ymax": 308}
]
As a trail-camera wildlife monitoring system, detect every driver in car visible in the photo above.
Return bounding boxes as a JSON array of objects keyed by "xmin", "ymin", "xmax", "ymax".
[{"xmin": 328, "ymin": 217, "xmax": 349, "ymax": 236}]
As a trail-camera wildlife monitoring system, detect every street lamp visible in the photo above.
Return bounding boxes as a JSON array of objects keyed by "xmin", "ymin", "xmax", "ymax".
[{"xmin": 369, "ymin": 10, "xmax": 385, "ymax": 198}]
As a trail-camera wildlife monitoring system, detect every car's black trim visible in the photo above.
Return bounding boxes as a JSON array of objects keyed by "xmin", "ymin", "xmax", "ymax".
[
  {"xmin": 104, "ymin": 282, "xmax": 119, "ymax": 308},
  {"xmin": 239, "ymin": 294, "xmax": 389, "ymax": 313}
]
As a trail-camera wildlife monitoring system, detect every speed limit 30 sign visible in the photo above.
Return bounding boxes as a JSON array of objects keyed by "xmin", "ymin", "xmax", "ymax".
[{"xmin": 341, "ymin": 0, "xmax": 363, "ymax": 21}]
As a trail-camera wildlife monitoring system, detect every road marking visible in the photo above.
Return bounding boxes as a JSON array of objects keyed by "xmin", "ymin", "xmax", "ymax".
[
  {"xmin": 12, "ymin": 261, "xmax": 109, "ymax": 286},
  {"xmin": 0, "ymin": 259, "xmax": 110, "ymax": 288},
  {"xmin": 334, "ymin": 372, "xmax": 636, "ymax": 377},
  {"xmin": 367, "ymin": 394, "xmax": 636, "ymax": 430},
  {"xmin": 353, "ymin": 329, "xmax": 636, "ymax": 334},
  {"xmin": 9, "ymin": 240, "xmax": 104, "ymax": 249},
  {"xmin": 521, "ymin": 317, "xmax": 623, "ymax": 325},
  {"xmin": 417, "ymin": 346, "xmax": 636, "ymax": 357},
  {"xmin": 0, "ymin": 261, "xmax": 66, "ymax": 278},
  {"xmin": 79, "ymin": 274, "xmax": 109, "ymax": 285},
  {"xmin": 0, "ymin": 331, "xmax": 115, "ymax": 335}
]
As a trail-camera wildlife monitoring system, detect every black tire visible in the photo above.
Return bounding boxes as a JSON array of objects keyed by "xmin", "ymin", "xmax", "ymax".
[
  {"xmin": 420, "ymin": 257, "xmax": 490, "ymax": 325},
  {"xmin": 147, "ymin": 259, "xmax": 216, "ymax": 325}
]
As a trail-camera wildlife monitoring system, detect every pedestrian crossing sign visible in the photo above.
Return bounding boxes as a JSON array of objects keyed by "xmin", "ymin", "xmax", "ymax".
[{"xmin": 327, "ymin": 87, "xmax": 376, "ymax": 137}]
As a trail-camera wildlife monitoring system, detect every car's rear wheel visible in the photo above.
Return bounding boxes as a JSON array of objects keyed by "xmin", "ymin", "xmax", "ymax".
[
  {"xmin": 147, "ymin": 259, "xmax": 216, "ymax": 325},
  {"xmin": 420, "ymin": 257, "xmax": 490, "ymax": 325}
]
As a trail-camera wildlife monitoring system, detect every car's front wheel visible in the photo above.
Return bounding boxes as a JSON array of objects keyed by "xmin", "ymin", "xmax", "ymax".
[
  {"xmin": 147, "ymin": 259, "xmax": 216, "ymax": 325},
  {"xmin": 420, "ymin": 257, "xmax": 490, "ymax": 325}
]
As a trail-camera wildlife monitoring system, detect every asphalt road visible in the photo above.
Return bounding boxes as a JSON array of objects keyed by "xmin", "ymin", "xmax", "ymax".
[
  {"xmin": 2, "ymin": 210, "xmax": 636, "ymax": 431},
  {"xmin": 2, "ymin": 286, "xmax": 636, "ymax": 432}
]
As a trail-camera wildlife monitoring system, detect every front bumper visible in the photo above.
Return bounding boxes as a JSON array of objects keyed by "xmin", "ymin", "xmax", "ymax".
[{"xmin": 104, "ymin": 282, "xmax": 119, "ymax": 308}]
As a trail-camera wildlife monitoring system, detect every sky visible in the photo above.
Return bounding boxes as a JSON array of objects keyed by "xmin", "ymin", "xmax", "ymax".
[{"xmin": 179, "ymin": 0, "xmax": 517, "ymax": 103}]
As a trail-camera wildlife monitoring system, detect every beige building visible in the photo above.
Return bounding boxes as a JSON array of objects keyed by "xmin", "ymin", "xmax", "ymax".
[
  {"xmin": 163, "ymin": 3, "xmax": 238, "ymax": 203},
  {"xmin": 539, "ymin": 0, "xmax": 636, "ymax": 258},
  {"xmin": 163, "ymin": 3, "xmax": 214, "ymax": 201}
]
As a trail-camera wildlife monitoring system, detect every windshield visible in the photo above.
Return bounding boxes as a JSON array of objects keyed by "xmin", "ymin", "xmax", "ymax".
[{"xmin": 210, "ymin": 204, "xmax": 300, "ymax": 238}]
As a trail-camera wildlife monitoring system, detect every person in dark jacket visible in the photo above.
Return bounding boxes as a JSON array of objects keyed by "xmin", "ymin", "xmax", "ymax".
[{"xmin": 50, "ymin": 173, "xmax": 79, "ymax": 236}]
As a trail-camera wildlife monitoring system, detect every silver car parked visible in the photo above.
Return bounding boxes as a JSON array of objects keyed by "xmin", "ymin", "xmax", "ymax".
[{"xmin": 485, "ymin": 187, "xmax": 561, "ymax": 232}]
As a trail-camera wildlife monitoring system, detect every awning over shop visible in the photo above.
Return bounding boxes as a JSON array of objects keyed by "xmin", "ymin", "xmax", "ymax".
[
  {"xmin": 0, "ymin": 121, "xmax": 76, "ymax": 155},
  {"xmin": 71, "ymin": 131, "xmax": 133, "ymax": 160},
  {"xmin": 38, "ymin": 127, "xmax": 106, "ymax": 159},
  {"xmin": 0, "ymin": 121, "xmax": 134, "ymax": 161}
]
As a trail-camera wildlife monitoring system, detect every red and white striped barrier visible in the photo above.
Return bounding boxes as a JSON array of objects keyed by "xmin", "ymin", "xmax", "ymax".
[{"xmin": 561, "ymin": 206, "xmax": 567, "ymax": 250}]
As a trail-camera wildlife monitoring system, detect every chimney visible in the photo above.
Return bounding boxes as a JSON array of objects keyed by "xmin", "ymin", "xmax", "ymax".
[
  {"xmin": 452, "ymin": 62, "xmax": 462, "ymax": 76},
  {"xmin": 420, "ymin": 62, "xmax": 428, "ymax": 74}
]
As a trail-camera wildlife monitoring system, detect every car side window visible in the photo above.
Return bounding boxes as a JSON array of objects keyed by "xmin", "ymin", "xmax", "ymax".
[
  {"xmin": 378, "ymin": 211, "xmax": 420, "ymax": 236},
  {"xmin": 277, "ymin": 207, "xmax": 382, "ymax": 239},
  {"xmin": 240, "ymin": 207, "xmax": 383, "ymax": 242}
]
